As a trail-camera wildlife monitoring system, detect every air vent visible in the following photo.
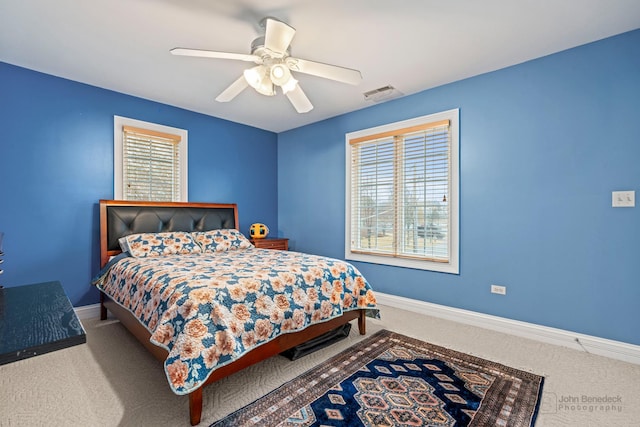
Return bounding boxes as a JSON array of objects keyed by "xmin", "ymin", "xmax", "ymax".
[{"xmin": 363, "ymin": 85, "xmax": 403, "ymax": 102}]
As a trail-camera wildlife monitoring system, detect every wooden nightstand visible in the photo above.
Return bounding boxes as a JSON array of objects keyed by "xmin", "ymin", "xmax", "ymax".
[{"xmin": 251, "ymin": 237, "xmax": 289, "ymax": 251}]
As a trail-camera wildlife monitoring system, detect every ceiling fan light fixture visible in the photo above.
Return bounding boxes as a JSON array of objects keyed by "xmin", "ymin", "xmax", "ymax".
[
  {"xmin": 243, "ymin": 66, "xmax": 263, "ymax": 87},
  {"xmin": 244, "ymin": 65, "xmax": 274, "ymax": 96},
  {"xmin": 270, "ymin": 63, "xmax": 298, "ymax": 94},
  {"xmin": 270, "ymin": 63, "xmax": 291, "ymax": 85},
  {"xmin": 281, "ymin": 77, "xmax": 298, "ymax": 94}
]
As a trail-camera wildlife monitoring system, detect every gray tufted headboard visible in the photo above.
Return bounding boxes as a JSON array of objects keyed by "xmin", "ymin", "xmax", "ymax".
[{"xmin": 99, "ymin": 200, "xmax": 239, "ymax": 267}]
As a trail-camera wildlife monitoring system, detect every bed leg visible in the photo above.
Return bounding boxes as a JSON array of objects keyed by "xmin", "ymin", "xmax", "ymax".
[
  {"xmin": 358, "ymin": 310, "xmax": 366, "ymax": 335},
  {"xmin": 100, "ymin": 293, "xmax": 108, "ymax": 320},
  {"xmin": 189, "ymin": 388, "xmax": 203, "ymax": 426}
]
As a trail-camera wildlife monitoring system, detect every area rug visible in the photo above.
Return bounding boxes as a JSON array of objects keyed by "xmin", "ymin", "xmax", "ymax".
[{"xmin": 211, "ymin": 329, "xmax": 544, "ymax": 426}]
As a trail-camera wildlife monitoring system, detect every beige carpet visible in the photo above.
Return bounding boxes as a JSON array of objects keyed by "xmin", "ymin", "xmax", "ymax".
[{"xmin": 1, "ymin": 304, "xmax": 639, "ymax": 426}]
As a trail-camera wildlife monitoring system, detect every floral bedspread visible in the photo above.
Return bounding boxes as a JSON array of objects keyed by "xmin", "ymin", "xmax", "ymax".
[{"xmin": 93, "ymin": 248, "xmax": 378, "ymax": 395}]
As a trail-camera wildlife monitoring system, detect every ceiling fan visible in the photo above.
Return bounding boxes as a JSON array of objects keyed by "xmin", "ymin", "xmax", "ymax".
[{"xmin": 170, "ymin": 17, "xmax": 362, "ymax": 113}]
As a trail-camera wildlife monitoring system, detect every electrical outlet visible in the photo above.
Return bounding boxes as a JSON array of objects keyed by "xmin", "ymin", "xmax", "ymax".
[{"xmin": 491, "ymin": 285, "xmax": 506, "ymax": 295}]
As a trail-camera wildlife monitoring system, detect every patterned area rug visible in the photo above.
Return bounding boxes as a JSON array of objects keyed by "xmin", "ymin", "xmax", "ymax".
[{"xmin": 211, "ymin": 330, "xmax": 544, "ymax": 427}]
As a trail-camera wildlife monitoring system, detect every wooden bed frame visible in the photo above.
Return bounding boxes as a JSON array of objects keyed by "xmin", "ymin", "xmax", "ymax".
[{"xmin": 98, "ymin": 199, "xmax": 367, "ymax": 425}]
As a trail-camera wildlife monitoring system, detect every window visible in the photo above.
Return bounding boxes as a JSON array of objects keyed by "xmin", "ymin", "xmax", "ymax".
[
  {"xmin": 345, "ymin": 109, "xmax": 459, "ymax": 274},
  {"xmin": 114, "ymin": 116, "xmax": 188, "ymax": 202}
]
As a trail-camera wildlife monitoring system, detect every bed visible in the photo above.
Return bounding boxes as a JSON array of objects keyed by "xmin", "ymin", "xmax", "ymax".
[{"xmin": 94, "ymin": 199, "xmax": 378, "ymax": 425}]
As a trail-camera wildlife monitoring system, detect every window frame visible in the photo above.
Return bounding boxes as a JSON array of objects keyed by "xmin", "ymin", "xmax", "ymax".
[
  {"xmin": 114, "ymin": 116, "xmax": 188, "ymax": 202},
  {"xmin": 345, "ymin": 108, "xmax": 459, "ymax": 274}
]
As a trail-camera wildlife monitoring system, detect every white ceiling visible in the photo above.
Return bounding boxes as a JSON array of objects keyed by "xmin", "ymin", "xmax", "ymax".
[{"xmin": 1, "ymin": 0, "xmax": 639, "ymax": 133}]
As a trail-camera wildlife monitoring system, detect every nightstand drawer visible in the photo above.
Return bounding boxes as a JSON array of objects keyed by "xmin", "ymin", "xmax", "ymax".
[{"xmin": 251, "ymin": 238, "xmax": 289, "ymax": 251}]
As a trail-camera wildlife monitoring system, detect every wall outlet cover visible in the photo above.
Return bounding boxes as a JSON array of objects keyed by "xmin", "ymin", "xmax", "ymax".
[
  {"xmin": 612, "ymin": 191, "xmax": 635, "ymax": 207},
  {"xmin": 491, "ymin": 285, "xmax": 507, "ymax": 295}
]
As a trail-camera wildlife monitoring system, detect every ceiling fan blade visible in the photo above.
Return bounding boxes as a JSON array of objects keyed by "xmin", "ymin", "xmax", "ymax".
[
  {"xmin": 215, "ymin": 76, "xmax": 249, "ymax": 102},
  {"xmin": 264, "ymin": 18, "xmax": 296, "ymax": 55},
  {"xmin": 171, "ymin": 48, "xmax": 259, "ymax": 63},
  {"xmin": 285, "ymin": 84, "xmax": 313, "ymax": 113},
  {"xmin": 286, "ymin": 57, "xmax": 362, "ymax": 85}
]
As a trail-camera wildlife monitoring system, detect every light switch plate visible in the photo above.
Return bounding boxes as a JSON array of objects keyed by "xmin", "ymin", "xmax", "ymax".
[{"xmin": 612, "ymin": 191, "xmax": 635, "ymax": 207}]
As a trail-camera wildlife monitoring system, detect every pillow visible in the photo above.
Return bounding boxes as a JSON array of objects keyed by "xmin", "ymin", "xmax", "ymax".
[
  {"xmin": 120, "ymin": 231, "xmax": 202, "ymax": 258},
  {"xmin": 192, "ymin": 229, "xmax": 253, "ymax": 253}
]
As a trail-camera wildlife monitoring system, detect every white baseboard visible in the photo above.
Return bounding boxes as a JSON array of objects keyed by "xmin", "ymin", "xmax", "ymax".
[
  {"xmin": 74, "ymin": 303, "xmax": 101, "ymax": 320},
  {"xmin": 375, "ymin": 292, "xmax": 640, "ymax": 365},
  {"xmin": 75, "ymin": 294, "xmax": 640, "ymax": 365}
]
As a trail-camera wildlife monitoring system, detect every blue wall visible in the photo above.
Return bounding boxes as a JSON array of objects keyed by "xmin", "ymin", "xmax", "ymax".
[
  {"xmin": 0, "ymin": 62, "xmax": 278, "ymax": 306},
  {"xmin": 1, "ymin": 29, "xmax": 638, "ymax": 346},
  {"xmin": 278, "ymin": 30, "xmax": 640, "ymax": 345}
]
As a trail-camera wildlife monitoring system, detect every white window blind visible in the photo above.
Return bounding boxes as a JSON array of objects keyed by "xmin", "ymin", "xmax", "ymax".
[
  {"xmin": 122, "ymin": 126, "xmax": 181, "ymax": 201},
  {"xmin": 346, "ymin": 109, "xmax": 459, "ymax": 273},
  {"xmin": 114, "ymin": 116, "xmax": 188, "ymax": 202}
]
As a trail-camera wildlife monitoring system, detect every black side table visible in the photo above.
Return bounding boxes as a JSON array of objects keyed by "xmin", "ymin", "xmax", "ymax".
[{"xmin": 0, "ymin": 281, "xmax": 86, "ymax": 365}]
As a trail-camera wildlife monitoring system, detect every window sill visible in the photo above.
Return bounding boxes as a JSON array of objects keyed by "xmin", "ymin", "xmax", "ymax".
[{"xmin": 346, "ymin": 251, "xmax": 459, "ymax": 274}]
